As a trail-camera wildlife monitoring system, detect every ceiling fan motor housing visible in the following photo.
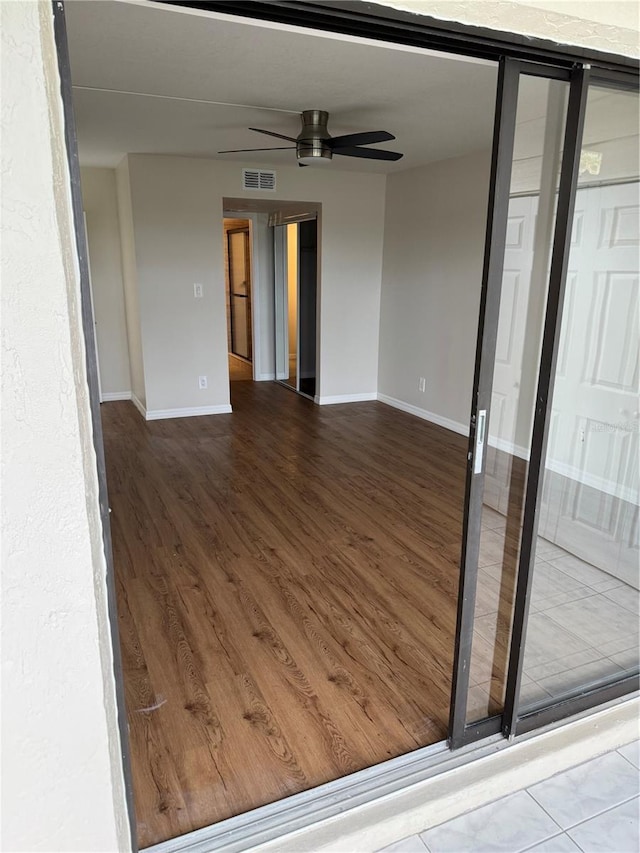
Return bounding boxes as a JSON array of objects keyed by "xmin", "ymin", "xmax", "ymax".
[{"xmin": 296, "ymin": 109, "xmax": 333, "ymax": 162}]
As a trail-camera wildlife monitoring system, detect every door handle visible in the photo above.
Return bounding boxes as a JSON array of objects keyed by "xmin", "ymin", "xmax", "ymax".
[{"xmin": 474, "ymin": 410, "xmax": 487, "ymax": 474}]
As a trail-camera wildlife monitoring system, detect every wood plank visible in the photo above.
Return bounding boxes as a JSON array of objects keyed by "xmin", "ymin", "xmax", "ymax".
[{"xmin": 103, "ymin": 382, "xmax": 469, "ymax": 847}]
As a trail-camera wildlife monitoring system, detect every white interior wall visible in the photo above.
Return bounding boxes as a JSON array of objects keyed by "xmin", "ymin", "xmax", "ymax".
[
  {"xmin": 81, "ymin": 166, "xmax": 131, "ymax": 398},
  {"xmin": 1, "ymin": 2, "xmax": 130, "ymax": 850},
  {"xmin": 121, "ymin": 154, "xmax": 386, "ymax": 414},
  {"xmin": 115, "ymin": 157, "xmax": 146, "ymax": 408},
  {"xmin": 378, "ymin": 150, "xmax": 492, "ymax": 431}
]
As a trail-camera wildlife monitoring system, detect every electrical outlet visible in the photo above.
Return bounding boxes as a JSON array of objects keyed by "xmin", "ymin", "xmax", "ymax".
[
  {"xmin": 419, "ymin": 377, "xmax": 426, "ymax": 393},
  {"xmin": 194, "ymin": 282, "xmax": 203, "ymax": 298},
  {"xmin": 198, "ymin": 375, "xmax": 208, "ymax": 390}
]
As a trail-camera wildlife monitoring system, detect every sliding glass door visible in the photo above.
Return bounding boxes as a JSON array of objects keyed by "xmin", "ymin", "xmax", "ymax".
[
  {"xmin": 513, "ymin": 81, "xmax": 640, "ymax": 732},
  {"xmin": 450, "ymin": 60, "xmax": 639, "ymax": 747}
]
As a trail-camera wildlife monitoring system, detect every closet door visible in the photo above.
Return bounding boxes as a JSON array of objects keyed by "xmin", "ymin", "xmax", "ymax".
[
  {"xmin": 297, "ymin": 220, "xmax": 317, "ymax": 398},
  {"xmin": 273, "ymin": 224, "xmax": 290, "ymax": 382}
]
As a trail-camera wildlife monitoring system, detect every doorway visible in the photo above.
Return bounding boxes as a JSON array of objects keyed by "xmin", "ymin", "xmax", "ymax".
[
  {"xmin": 224, "ymin": 217, "xmax": 254, "ymax": 381},
  {"xmin": 274, "ymin": 218, "xmax": 318, "ymax": 399},
  {"xmin": 59, "ymin": 1, "xmax": 638, "ymax": 851}
]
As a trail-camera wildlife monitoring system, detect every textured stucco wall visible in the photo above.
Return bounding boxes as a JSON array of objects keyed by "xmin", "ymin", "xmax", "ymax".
[
  {"xmin": 373, "ymin": 0, "xmax": 640, "ymax": 57},
  {"xmin": 1, "ymin": 2, "xmax": 130, "ymax": 850}
]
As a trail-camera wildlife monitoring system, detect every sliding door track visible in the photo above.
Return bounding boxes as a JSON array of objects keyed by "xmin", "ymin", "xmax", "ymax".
[{"xmin": 144, "ymin": 738, "xmax": 456, "ymax": 853}]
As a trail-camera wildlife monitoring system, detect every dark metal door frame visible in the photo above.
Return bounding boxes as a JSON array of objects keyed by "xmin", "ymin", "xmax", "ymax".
[
  {"xmin": 449, "ymin": 58, "xmax": 640, "ymax": 748},
  {"xmin": 449, "ymin": 58, "xmax": 582, "ymax": 749},
  {"xmin": 500, "ymin": 63, "xmax": 591, "ymax": 739},
  {"xmin": 506, "ymin": 67, "xmax": 640, "ymax": 737},
  {"xmin": 51, "ymin": 0, "xmax": 639, "ymax": 847},
  {"xmin": 448, "ymin": 55, "xmax": 520, "ymax": 749}
]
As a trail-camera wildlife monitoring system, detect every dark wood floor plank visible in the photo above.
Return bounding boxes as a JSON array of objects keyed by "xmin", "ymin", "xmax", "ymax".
[{"xmin": 103, "ymin": 382, "xmax": 468, "ymax": 847}]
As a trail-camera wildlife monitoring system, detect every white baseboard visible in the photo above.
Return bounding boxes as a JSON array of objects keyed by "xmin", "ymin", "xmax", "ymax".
[
  {"xmin": 130, "ymin": 395, "xmax": 232, "ymax": 421},
  {"xmin": 101, "ymin": 391, "xmax": 132, "ymax": 402},
  {"xmin": 131, "ymin": 393, "xmax": 146, "ymax": 419},
  {"xmin": 546, "ymin": 458, "xmax": 637, "ymax": 505},
  {"xmin": 316, "ymin": 392, "xmax": 378, "ymax": 406},
  {"xmin": 489, "ymin": 434, "xmax": 529, "ymax": 460},
  {"xmin": 144, "ymin": 404, "xmax": 232, "ymax": 421},
  {"xmin": 377, "ymin": 393, "xmax": 468, "ymax": 436},
  {"xmin": 256, "ymin": 372, "xmax": 276, "ymax": 381}
]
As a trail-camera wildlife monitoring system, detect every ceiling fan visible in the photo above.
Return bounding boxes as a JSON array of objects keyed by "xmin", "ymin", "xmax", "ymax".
[{"xmin": 218, "ymin": 109, "xmax": 403, "ymax": 166}]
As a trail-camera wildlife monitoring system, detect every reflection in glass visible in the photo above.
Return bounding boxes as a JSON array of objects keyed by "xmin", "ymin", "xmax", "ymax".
[
  {"xmin": 467, "ymin": 76, "xmax": 569, "ymax": 723},
  {"xmin": 520, "ymin": 86, "xmax": 640, "ymax": 711}
]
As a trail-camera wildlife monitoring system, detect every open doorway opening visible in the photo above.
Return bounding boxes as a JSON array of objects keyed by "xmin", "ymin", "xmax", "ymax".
[
  {"xmin": 224, "ymin": 217, "xmax": 254, "ymax": 381},
  {"xmin": 64, "ymin": 0, "xmax": 638, "ymax": 849},
  {"xmin": 67, "ymin": 2, "xmax": 498, "ymax": 842}
]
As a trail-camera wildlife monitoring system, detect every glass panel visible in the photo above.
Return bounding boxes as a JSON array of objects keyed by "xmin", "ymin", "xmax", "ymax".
[
  {"xmin": 520, "ymin": 85, "xmax": 640, "ymax": 711},
  {"xmin": 466, "ymin": 75, "xmax": 570, "ymax": 723}
]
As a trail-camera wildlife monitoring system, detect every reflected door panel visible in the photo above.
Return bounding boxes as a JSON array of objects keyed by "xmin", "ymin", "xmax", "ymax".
[
  {"xmin": 519, "ymin": 83, "xmax": 639, "ymax": 713},
  {"xmin": 538, "ymin": 182, "xmax": 639, "ymax": 587}
]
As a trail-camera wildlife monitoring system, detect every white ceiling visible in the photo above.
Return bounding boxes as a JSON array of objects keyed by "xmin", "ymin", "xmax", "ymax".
[
  {"xmin": 65, "ymin": 0, "xmax": 500, "ymax": 172},
  {"xmin": 66, "ymin": 1, "xmax": 637, "ymax": 179}
]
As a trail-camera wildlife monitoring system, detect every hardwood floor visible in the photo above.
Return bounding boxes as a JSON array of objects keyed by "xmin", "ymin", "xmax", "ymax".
[
  {"xmin": 228, "ymin": 354, "xmax": 253, "ymax": 380},
  {"xmin": 103, "ymin": 382, "xmax": 468, "ymax": 848}
]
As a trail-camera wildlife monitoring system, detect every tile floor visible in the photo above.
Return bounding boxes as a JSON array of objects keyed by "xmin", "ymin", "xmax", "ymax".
[
  {"xmin": 378, "ymin": 740, "xmax": 640, "ymax": 853},
  {"xmin": 467, "ymin": 505, "xmax": 639, "ymax": 719}
]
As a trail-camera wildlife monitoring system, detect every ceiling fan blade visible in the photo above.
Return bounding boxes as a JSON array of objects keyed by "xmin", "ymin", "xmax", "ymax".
[
  {"xmin": 249, "ymin": 127, "xmax": 297, "ymax": 142},
  {"xmin": 329, "ymin": 130, "xmax": 395, "ymax": 149},
  {"xmin": 218, "ymin": 146, "xmax": 296, "ymax": 153},
  {"xmin": 334, "ymin": 146, "xmax": 403, "ymax": 161}
]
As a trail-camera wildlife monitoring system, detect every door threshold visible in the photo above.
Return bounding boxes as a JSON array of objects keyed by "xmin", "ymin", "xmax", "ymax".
[
  {"xmin": 142, "ymin": 739, "xmax": 451, "ymax": 853},
  {"xmin": 143, "ymin": 695, "xmax": 638, "ymax": 853}
]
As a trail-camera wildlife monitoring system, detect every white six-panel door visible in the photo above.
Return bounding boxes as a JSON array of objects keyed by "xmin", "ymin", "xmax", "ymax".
[{"xmin": 485, "ymin": 182, "xmax": 640, "ymax": 587}]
